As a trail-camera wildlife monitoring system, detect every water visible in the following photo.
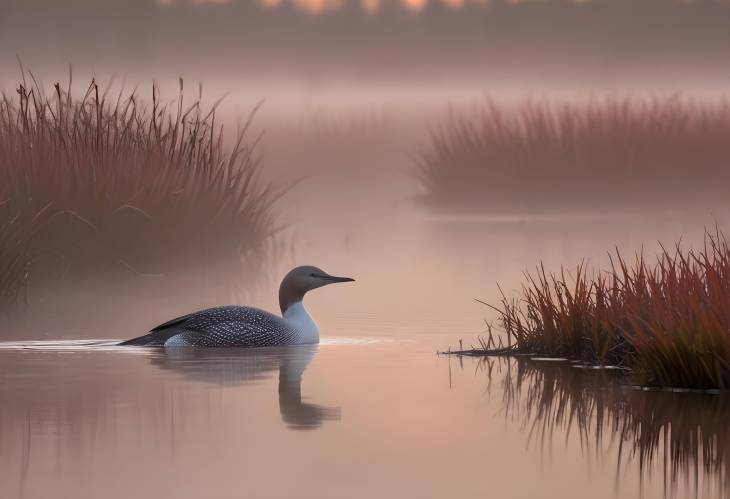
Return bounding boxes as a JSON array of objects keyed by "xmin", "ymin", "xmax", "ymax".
[
  {"xmin": 2, "ymin": 202, "xmax": 729, "ymax": 498},
  {"xmin": 1, "ymin": 335, "xmax": 727, "ymax": 499}
]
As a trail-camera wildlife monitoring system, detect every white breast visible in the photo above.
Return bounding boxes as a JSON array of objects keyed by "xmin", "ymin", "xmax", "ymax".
[{"xmin": 282, "ymin": 301, "xmax": 320, "ymax": 344}]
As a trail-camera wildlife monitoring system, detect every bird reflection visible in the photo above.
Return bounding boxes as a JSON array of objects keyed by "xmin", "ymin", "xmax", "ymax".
[
  {"xmin": 461, "ymin": 356, "xmax": 730, "ymax": 498},
  {"xmin": 150, "ymin": 345, "xmax": 340, "ymax": 430}
]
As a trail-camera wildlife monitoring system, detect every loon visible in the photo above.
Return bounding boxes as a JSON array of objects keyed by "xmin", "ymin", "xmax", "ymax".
[{"xmin": 120, "ymin": 265, "xmax": 354, "ymax": 347}]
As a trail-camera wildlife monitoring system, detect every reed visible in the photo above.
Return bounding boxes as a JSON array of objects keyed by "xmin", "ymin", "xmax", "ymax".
[
  {"xmin": 416, "ymin": 96, "xmax": 730, "ymax": 213},
  {"xmin": 0, "ymin": 207, "xmax": 35, "ymax": 306},
  {"xmin": 0, "ymin": 72, "xmax": 282, "ymax": 311},
  {"xmin": 484, "ymin": 230, "xmax": 730, "ymax": 390}
]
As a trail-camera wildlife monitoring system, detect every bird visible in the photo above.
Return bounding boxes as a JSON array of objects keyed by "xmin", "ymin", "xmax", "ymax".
[{"xmin": 119, "ymin": 265, "xmax": 354, "ymax": 347}]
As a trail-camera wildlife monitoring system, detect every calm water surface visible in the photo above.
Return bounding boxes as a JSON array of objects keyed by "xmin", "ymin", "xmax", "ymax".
[{"xmin": 2, "ymin": 208, "xmax": 729, "ymax": 499}]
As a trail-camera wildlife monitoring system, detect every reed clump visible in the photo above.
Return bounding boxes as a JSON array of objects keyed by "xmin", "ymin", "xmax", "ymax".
[
  {"xmin": 0, "ymin": 73, "xmax": 281, "ymax": 311},
  {"xmin": 487, "ymin": 230, "xmax": 730, "ymax": 390},
  {"xmin": 417, "ymin": 96, "xmax": 730, "ymax": 213}
]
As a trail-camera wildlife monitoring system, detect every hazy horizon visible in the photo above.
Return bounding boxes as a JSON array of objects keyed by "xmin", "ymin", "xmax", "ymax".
[{"xmin": 2, "ymin": 0, "xmax": 730, "ymax": 101}]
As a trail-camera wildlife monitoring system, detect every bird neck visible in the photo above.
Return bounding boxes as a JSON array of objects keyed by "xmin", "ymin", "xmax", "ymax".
[
  {"xmin": 279, "ymin": 280, "xmax": 306, "ymax": 315},
  {"xmin": 282, "ymin": 301, "xmax": 319, "ymax": 344}
]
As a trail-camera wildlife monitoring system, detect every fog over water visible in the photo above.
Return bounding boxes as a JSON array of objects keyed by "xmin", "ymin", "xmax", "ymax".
[
  {"xmin": 1, "ymin": 2, "xmax": 730, "ymax": 498},
  {"xmin": 2, "ymin": 0, "xmax": 730, "ymax": 94}
]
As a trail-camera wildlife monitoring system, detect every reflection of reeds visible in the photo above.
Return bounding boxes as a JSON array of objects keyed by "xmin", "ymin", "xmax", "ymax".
[
  {"xmin": 483, "ymin": 357, "xmax": 730, "ymax": 498},
  {"xmin": 417, "ymin": 96, "xmax": 730, "ymax": 213},
  {"xmin": 485, "ymin": 230, "xmax": 730, "ymax": 389},
  {"xmin": 0, "ymin": 72, "xmax": 282, "ymax": 314}
]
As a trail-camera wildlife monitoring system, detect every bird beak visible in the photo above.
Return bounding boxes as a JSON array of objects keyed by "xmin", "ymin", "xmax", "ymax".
[{"xmin": 316, "ymin": 273, "xmax": 355, "ymax": 283}]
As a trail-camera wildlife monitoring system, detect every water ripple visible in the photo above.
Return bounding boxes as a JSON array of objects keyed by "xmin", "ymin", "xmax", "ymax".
[{"xmin": 0, "ymin": 337, "xmax": 395, "ymax": 351}]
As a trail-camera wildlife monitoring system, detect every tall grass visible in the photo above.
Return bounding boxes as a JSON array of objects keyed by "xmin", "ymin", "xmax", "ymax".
[
  {"xmin": 0, "ymin": 208, "xmax": 36, "ymax": 306},
  {"xmin": 487, "ymin": 230, "xmax": 730, "ymax": 389},
  {"xmin": 417, "ymin": 96, "xmax": 730, "ymax": 212},
  {"xmin": 0, "ymin": 72, "xmax": 282, "ymax": 317}
]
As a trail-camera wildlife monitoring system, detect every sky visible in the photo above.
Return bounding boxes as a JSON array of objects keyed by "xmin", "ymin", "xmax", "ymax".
[
  {"xmin": 1, "ymin": 0, "xmax": 730, "ymax": 101},
  {"xmin": 162, "ymin": 0, "xmax": 725, "ymax": 12}
]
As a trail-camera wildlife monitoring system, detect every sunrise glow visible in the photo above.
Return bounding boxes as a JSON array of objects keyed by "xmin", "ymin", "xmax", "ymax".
[
  {"xmin": 156, "ymin": 0, "xmax": 501, "ymax": 12},
  {"xmin": 361, "ymin": 0, "xmax": 381, "ymax": 14}
]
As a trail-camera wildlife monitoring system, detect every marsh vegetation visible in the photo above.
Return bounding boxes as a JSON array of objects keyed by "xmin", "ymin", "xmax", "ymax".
[
  {"xmin": 0, "ymin": 73, "xmax": 282, "ymax": 333},
  {"xmin": 417, "ymin": 96, "xmax": 730, "ymax": 213},
  {"xmin": 462, "ymin": 230, "xmax": 730, "ymax": 390}
]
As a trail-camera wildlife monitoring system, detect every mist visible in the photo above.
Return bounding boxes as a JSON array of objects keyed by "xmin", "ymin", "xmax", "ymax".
[{"xmin": 2, "ymin": 0, "xmax": 730, "ymax": 98}]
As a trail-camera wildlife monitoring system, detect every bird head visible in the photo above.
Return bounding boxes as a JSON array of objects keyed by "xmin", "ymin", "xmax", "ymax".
[{"xmin": 279, "ymin": 265, "xmax": 354, "ymax": 313}]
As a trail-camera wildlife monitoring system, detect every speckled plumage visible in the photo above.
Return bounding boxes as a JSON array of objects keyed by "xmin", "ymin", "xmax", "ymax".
[
  {"xmin": 120, "ymin": 306, "xmax": 299, "ymax": 347},
  {"xmin": 120, "ymin": 265, "xmax": 354, "ymax": 348}
]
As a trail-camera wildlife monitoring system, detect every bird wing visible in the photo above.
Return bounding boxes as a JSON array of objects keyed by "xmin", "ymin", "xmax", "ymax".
[
  {"xmin": 119, "ymin": 306, "xmax": 238, "ymax": 346},
  {"xmin": 149, "ymin": 313, "xmax": 196, "ymax": 332},
  {"xmin": 164, "ymin": 320, "xmax": 297, "ymax": 347},
  {"xmin": 119, "ymin": 306, "xmax": 295, "ymax": 347}
]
